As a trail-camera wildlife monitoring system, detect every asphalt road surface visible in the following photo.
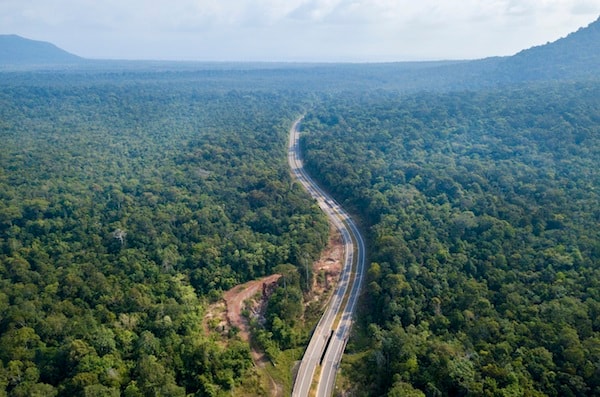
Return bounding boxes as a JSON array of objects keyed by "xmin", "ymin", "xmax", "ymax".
[{"xmin": 288, "ymin": 116, "xmax": 366, "ymax": 397}]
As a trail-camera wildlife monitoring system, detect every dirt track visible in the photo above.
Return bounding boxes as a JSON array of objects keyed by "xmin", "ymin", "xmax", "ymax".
[
  {"xmin": 203, "ymin": 225, "xmax": 344, "ymax": 396},
  {"xmin": 222, "ymin": 274, "xmax": 281, "ymax": 342}
]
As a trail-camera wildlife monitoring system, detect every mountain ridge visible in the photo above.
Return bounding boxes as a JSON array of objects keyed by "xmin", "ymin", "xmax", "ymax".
[
  {"xmin": 1, "ymin": 16, "xmax": 598, "ymax": 88},
  {"xmin": 0, "ymin": 34, "xmax": 83, "ymax": 65},
  {"xmin": 494, "ymin": 15, "xmax": 600, "ymax": 81}
]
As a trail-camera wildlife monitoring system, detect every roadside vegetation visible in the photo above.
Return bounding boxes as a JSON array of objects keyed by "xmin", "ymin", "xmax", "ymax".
[
  {"xmin": 300, "ymin": 83, "xmax": 600, "ymax": 396},
  {"xmin": 1, "ymin": 21, "xmax": 599, "ymax": 394},
  {"xmin": 0, "ymin": 75, "xmax": 328, "ymax": 396}
]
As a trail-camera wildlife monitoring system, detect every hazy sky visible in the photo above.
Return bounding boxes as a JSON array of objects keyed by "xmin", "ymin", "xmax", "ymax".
[{"xmin": 1, "ymin": 0, "xmax": 599, "ymax": 62}]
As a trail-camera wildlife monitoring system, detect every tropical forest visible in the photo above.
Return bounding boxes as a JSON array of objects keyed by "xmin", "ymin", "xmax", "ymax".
[{"xmin": 0, "ymin": 15, "xmax": 599, "ymax": 397}]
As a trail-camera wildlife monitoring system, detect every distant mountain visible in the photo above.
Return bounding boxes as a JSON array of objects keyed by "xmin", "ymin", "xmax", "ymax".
[
  {"xmin": 384, "ymin": 16, "xmax": 600, "ymax": 91},
  {"xmin": 0, "ymin": 35, "xmax": 83, "ymax": 65},
  {"xmin": 494, "ymin": 15, "xmax": 600, "ymax": 81},
  {"xmin": 1, "ymin": 17, "xmax": 598, "ymax": 87}
]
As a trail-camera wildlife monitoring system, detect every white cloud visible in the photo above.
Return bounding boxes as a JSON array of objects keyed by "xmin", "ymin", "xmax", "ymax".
[
  {"xmin": 1, "ymin": 0, "xmax": 599, "ymax": 61},
  {"xmin": 571, "ymin": 0, "xmax": 600, "ymax": 14}
]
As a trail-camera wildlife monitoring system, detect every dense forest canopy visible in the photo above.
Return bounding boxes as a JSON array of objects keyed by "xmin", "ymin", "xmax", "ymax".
[
  {"xmin": 1, "ymin": 16, "xmax": 599, "ymax": 395},
  {"xmin": 299, "ymin": 82, "xmax": 600, "ymax": 396},
  {"xmin": 0, "ymin": 74, "xmax": 329, "ymax": 395}
]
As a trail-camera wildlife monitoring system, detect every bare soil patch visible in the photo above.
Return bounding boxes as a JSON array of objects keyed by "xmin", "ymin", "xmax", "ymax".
[
  {"xmin": 223, "ymin": 273, "xmax": 281, "ymax": 342},
  {"xmin": 205, "ymin": 224, "xmax": 343, "ymax": 341},
  {"xmin": 311, "ymin": 224, "xmax": 343, "ymax": 298},
  {"xmin": 202, "ymin": 223, "xmax": 344, "ymax": 396}
]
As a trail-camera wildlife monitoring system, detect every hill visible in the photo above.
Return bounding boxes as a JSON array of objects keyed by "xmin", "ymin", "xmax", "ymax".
[
  {"xmin": 0, "ymin": 34, "xmax": 83, "ymax": 65},
  {"xmin": 493, "ymin": 15, "xmax": 600, "ymax": 81},
  {"xmin": 1, "ymin": 16, "xmax": 598, "ymax": 85},
  {"xmin": 392, "ymin": 15, "xmax": 600, "ymax": 90}
]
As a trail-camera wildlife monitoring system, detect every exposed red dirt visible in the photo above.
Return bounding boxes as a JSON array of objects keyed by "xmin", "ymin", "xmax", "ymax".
[
  {"xmin": 213, "ymin": 224, "xmax": 344, "ymax": 342},
  {"xmin": 203, "ymin": 223, "xmax": 344, "ymax": 396},
  {"xmin": 311, "ymin": 225, "xmax": 343, "ymax": 296},
  {"xmin": 222, "ymin": 273, "xmax": 281, "ymax": 342}
]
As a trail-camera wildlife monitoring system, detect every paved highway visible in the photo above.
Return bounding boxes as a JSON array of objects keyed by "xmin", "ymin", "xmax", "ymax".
[{"xmin": 288, "ymin": 116, "xmax": 366, "ymax": 397}]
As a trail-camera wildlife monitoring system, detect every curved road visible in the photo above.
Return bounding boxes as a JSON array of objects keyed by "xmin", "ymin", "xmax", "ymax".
[{"xmin": 288, "ymin": 116, "xmax": 366, "ymax": 397}]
